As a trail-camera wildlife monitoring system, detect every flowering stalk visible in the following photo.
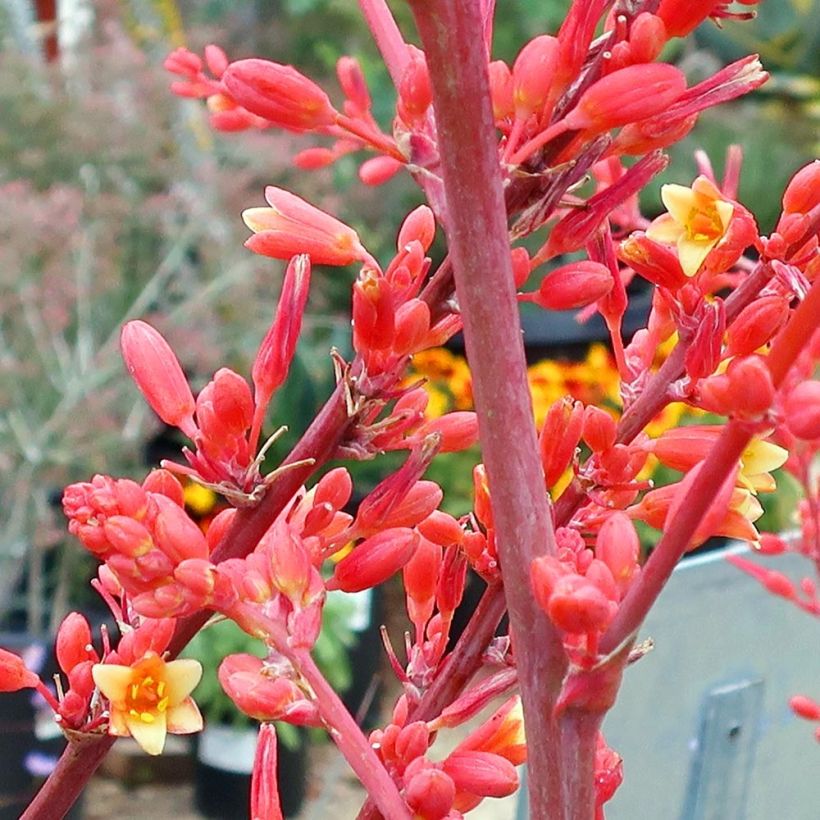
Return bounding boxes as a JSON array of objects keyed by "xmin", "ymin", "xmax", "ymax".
[{"xmin": 408, "ymin": 2, "xmax": 568, "ymax": 817}]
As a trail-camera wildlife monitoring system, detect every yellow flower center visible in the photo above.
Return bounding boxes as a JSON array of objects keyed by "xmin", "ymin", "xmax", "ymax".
[
  {"xmin": 126, "ymin": 656, "xmax": 171, "ymax": 724},
  {"xmin": 684, "ymin": 201, "xmax": 725, "ymax": 242}
]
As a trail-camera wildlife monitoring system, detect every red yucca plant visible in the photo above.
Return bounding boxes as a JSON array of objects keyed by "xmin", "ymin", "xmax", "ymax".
[{"xmin": 3, "ymin": 1, "xmax": 820, "ymax": 819}]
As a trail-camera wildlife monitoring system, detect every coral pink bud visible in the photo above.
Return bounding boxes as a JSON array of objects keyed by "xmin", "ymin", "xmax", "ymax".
[
  {"xmin": 164, "ymin": 47, "xmax": 202, "ymax": 78},
  {"xmin": 142, "ymin": 470, "xmax": 184, "ymax": 506},
  {"xmin": 618, "ymin": 232, "xmax": 687, "ymax": 289},
  {"xmin": 790, "ymin": 695, "xmax": 820, "ymax": 721},
  {"xmin": 782, "ymin": 160, "xmax": 820, "ymax": 215},
  {"xmin": 327, "ymin": 528, "xmax": 419, "ymax": 592},
  {"xmin": 243, "ymin": 187, "xmax": 369, "ymax": 267},
  {"xmin": 404, "ymin": 536, "xmax": 443, "ymax": 624},
  {"xmin": 206, "ymin": 508, "xmax": 236, "ymax": 551},
  {"xmin": 398, "ymin": 205, "xmax": 436, "ymax": 253},
  {"xmin": 784, "ymin": 381, "xmax": 820, "ymax": 440},
  {"xmin": 700, "ymin": 356, "xmax": 775, "ymax": 418},
  {"xmin": 393, "ymin": 299, "xmax": 431, "ymax": 356},
  {"xmin": 353, "ymin": 270, "xmax": 396, "ymax": 354},
  {"xmin": 204, "ymin": 44, "xmax": 228, "ymax": 77},
  {"xmin": 293, "ymin": 147, "xmax": 336, "ymax": 170},
  {"xmin": 443, "ymin": 751, "xmax": 518, "ymax": 798},
  {"xmin": 395, "ymin": 721, "xmax": 431, "ymax": 764},
  {"xmin": 315, "ymin": 468, "xmax": 353, "ymax": 511},
  {"xmin": 758, "ymin": 533, "xmax": 787, "ymax": 555},
  {"xmin": 405, "ymin": 767, "xmax": 455, "ymax": 819},
  {"xmin": 103, "ymin": 516, "xmax": 153, "ymax": 558},
  {"xmin": 512, "ymin": 35, "xmax": 559, "ymax": 117},
  {"xmin": 657, "ymin": 0, "xmax": 721, "ymax": 37},
  {"xmin": 56, "ymin": 613, "xmax": 95, "ymax": 673},
  {"xmin": 417, "ymin": 412, "xmax": 479, "ymax": 453},
  {"xmin": 582, "ymin": 406, "xmax": 617, "ymax": 453},
  {"xmin": 337, "ymin": 56, "xmax": 371, "ymax": 116},
  {"xmin": 489, "ymin": 60, "xmax": 514, "ymax": 122},
  {"xmin": 152, "ymin": 495, "xmax": 209, "ymax": 563},
  {"xmin": 566, "ymin": 64, "xmax": 686, "ymax": 134},
  {"xmin": 627, "ymin": 12, "xmax": 667, "ymax": 64},
  {"xmin": 726, "ymin": 295, "xmax": 789, "ymax": 356},
  {"xmin": 531, "ymin": 555, "xmax": 569, "ymax": 614},
  {"xmin": 397, "ymin": 47, "xmax": 432, "ymax": 124},
  {"xmin": 452, "ymin": 693, "xmax": 525, "ymax": 764},
  {"xmin": 120, "ymin": 321, "xmax": 196, "ymax": 436},
  {"xmin": 359, "ymin": 156, "xmax": 403, "ymax": 186},
  {"xmin": 253, "ymin": 255, "xmax": 311, "ymax": 407},
  {"xmin": 472, "ymin": 464, "xmax": 493, "ymax": 528},
  {"xmin": 596, "ymin": 513, "xmax": 640, "ymax": 597},
  {"xmin": 0, "ymin": 648, "xmax": 39, "ymax": 692},
  {"xmin": 222, "ymin": 58, "xmax": 336, "ymax": 132},
  {"xmin": 417, "ymin": 510, "xmax": 463, "ymax": 547},
  {"xmin": 174, "ymin": 558, "xmax": 217, "ymax": 599},
  {"xmin": 548, "ymin": 575, "xmax": 616, "ymax": 633},
  {"xmin": 532, "ymin": 261, "xmax": 613, "ymax": 310},
  {"xmin": 210, "ymin": 368, "xmax": 254, "ymax": 436},
  {"xmin": 539, "ymin": 397, "xmax": 584, "ymax": 488},
  {"xmin": 251, "ymin": 723, "xmax": 284, "ymax": 820},
  {"xmin": 356, "ymin": 439, "xmax": 441, "ymax": 532},
  {"xmin": 436, "ymin": 544, "xmax": 468, "ymax": 617},
  {"xmin": 511, "ymin": 247, "xmax": 531, "ymax": 288}
]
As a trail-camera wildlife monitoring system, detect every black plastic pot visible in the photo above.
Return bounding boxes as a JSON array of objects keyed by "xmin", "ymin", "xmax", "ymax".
[{"xmin": 194, "ymin": 725, "xmax": 307, "ymax": 818}]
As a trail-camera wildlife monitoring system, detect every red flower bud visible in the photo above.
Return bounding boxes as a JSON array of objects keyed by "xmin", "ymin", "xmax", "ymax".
[
  {"xmin": 398, "ymin": 47, "xmax": 432, "ymax": 124},
  {"xmin": 443, "ymin": 750, "xmax": 518, "ymax": 798},
  {"xmin": 566, "ymin": 64, "xmax": 686, "ymax": 134},
  {"xmin": 328, "ymin": 528, "xmax": 420, "ymax": 592},
  {"xmin": 398, "ymin": 205, "xmax": 436, "ymax": 253},
  {"xmin": 790, "ymin": 695, "xmax": 820, "ymax": 721},
  {"xmin": 353, "ymin": 270, "xmax": 396, "ymax": 354},
  {"xmin": 56, "ymin": 612, "xmax": 95, "ymax": 673},
  {"xmin": 512, "ymin": 35, "xmax": 559, "ymax": 118},
  {"xmin": 405, "ymin": 767, "xmax": 455, "ymax": 819},
  {"xmin": 618, "ymin": 232, "xmax": 687, "ymax": 289},
  {"xmin": 657, "ymin": 0, "xmax": 722, "ymax": 38},
  {"xmin": 0, "ymin": 647, "xmax": 39, "ymax": 692},
  {"xmin": 315, "ymin": 468, "xmax": 353, "ymax": 511},
  {"xmin": 532, "ymin": 261, "xmax": 613, "ymax": 310},
  {"xmin": 784, "ymin": 381, "xmax": 820, "ymax": 440},
  {"xmin": 253, "ymin": 254, "xmax": 311, "ymax": 408},
  {"xmin": 359, "ymin": 156, "xmax": 403, "ymax": 186},
  {"xmin": 417, "ymin": 510, "xmax": 463, "ymax": 547},
  {"xmin": 582, "ymin": 406, "xmax": 617, "ymax": 453},
  {"xmin": 222, "ymin": 58, "xmax": 336, "ymax": 132},
  {"xmin": 595, "ymin": 513, "xmax": 640, "ymax": 597},
  {"xmin": 251, "ymin": 724, "xmax": 284, "ymax": 820},
  {"xmin": 120, "ymin": 321, "xmax": 196, "ymax": 437},
  {"xmin": 511, "ymin": 247, "xmax": 531, "ymax": 288},
  {"xmin": 726, "ymin": 295, "xmax": 789, "ymax": 356},
  {"xmin": 293, "ymin": 147, "xmax": 336, "ymax": 170},
  {"xmin": 548, "ymin": 574, "xmax": 617, "ymax": 633},
  {"xmin": 539, "ymin": 397, "xmax": 584, "ymax": 488},
  {"xmin": 489, "ymin": 60, "xmax": 514, "ymax": 122},
  {"xmin": 416, "ymin": 412, "xmax": 479, "ymax": 453},
  {"xmin": 393, "ymin": 299, "xmax": 431, "ymax": 356},
  {"xmin": 404, "ymin": 536, "xmax": 443, "ymax": 625},
  {"xmin": 782, "ymin": 160, "xmax": 820, "ymax": 215},
  {"xmin": 142, "ymin": 470, "xmax": 184, "ymax": 506}
]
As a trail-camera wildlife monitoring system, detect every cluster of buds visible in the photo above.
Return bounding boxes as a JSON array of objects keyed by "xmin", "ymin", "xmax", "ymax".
[
  {"xmin": 1, "ymin": 613, "xmax": 202, "ymax": 757},
  {"xmin": 369, "ymin": 694, "xmax": 524, "ymax": 819},
  {"xmin": 120, "ymin": 254, "xmax": 311, "ymax": 501},
  {"xmin": 166, "ymin": 46, "xmax": 404, "ymax": 183},
  {"xmin": 531, "ymin": 513, "xmax": 641, "ymax": 661}
]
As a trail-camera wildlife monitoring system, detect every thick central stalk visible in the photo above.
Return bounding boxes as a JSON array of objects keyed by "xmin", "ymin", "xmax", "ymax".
[{"xmin": 408, "ymin": 1, "xmax": 569, "ymax": 816}]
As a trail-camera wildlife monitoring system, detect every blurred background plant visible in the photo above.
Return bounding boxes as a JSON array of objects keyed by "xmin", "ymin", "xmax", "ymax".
[{"xmin": 0, "ymin": 0, "xmax": 816, "ymax": 638}]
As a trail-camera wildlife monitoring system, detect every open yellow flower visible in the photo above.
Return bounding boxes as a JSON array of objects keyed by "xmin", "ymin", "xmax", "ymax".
[
  {"xmin": 646, "ymin": 176, "xmax": 734, "ymax": 277},
  {"xmin": 92, "ymin": 652, "xmax": 203, "ymax": 755},
  {"xmin": 738, "ymin": 438, "xmax": 789, "ymax": 493}
]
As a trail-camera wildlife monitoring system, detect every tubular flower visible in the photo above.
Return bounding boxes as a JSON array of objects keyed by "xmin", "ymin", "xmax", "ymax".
[
  {"xmin": 92, "ymin": 652, "xmax": 203, "ymax": 755},
  {"xmin": 645, "ymin": 176, "xmax": 734, "ymax": 277}
]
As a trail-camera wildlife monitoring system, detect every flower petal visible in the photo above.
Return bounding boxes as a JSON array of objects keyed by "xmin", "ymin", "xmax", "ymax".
[
  {"xmin": 742, "ymin": 440, "xmax": 788, "ymax": 476},
  {"xmin": 163, "ymin": 658, "xmax": 203, "ymax": 705},
  {"xmin": 92, "ymin": 664, "xmax": 134, "ymax": 703},
  {"xmin": 676, "ymin": 234, "xmax": 716, "ymax": 277},
  {"xmin": 660, "ymin": 183, "xmax": 696, "ymax": 226},
  {"xmin": 167, "ymin": 697, "xmax": 203, "ymax": 734},
  {"xmin": 126, "ymin": 711, "xmax": 168, "ymax": 756},
  {"xmin": 243, "ymin": 207, "xmax": 280, "ymax": 233},
  {"xmin": 645, "ymin": 214, "xmax": 682, "ymax": 244}
]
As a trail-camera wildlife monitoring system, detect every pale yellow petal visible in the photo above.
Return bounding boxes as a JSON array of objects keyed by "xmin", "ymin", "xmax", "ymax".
[
  {"xmin": 166, "ymin": 698, "xmax": 203, "ymax": 734},
  {"xmin": 660, "ymin": 184, "xmax": 696, "ymax": 225},
  {"xmin": 691, "ymin": 175, "xmax": 723, "ymax": 201},
  {"xmin": 163, "ymin": 659, "xmax": 203, "ymax": 705},
  {"xmin": 645, "ymin": 214, "xmax": 683, "ymax": 244},
  {"xmin": 126, "ymin": 711, "xmax": 168, "ymax": 756},
  {"xmin": 92, "ymin": 664, "xmax": 134, "ymax": 703},
  {"xmin": 715, "ymin": 199, "xmax": 734, "ymax": 232},
  {"xmin": 107, "ymin": 707, "xmax": 130, "ymax": 737},
  {"xmin": 676, "ymin": 235, "xmax": 717, "ymax": 277},
  {"xmin": 742, "ymin": 440, "xmax": 789, "ymax": 476},
  {"xmin": 242, "ymin": 207, "xmax": 279, "ymax": 233}
]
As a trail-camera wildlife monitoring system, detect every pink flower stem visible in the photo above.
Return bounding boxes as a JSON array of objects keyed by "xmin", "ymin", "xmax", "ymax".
[
  {"xmin": 560, "ymin": 710, "xmax": 603, "ymax": 820},
  {"xmin": 357, "ymin": 0, "xmax": 410, "ymax": 88},
  {"xmin": 409, "ymin": 2, "xmax": 569, "ymax": 818},
  {"xmin": 295, "ymin": 649, "xmax": 411, "ymax": 819},
  {"xmin": 602, "ymin": 276, "xmax": 820, "ymax": 655}
]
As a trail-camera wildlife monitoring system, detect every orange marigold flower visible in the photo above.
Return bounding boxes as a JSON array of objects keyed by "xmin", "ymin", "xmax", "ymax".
[{"xmin": 92, "ymin": 652, "xmax": 203, "ymax": 755}]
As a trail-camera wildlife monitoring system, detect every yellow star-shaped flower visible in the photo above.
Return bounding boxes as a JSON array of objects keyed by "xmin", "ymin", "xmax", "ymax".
[
  {"xmin": 93, "ymin": 652, "xmax": 203, "ymax": 755},
  {"xmin": 646, "ymin": 176, "xmax": 734, "ymax": 277}
]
